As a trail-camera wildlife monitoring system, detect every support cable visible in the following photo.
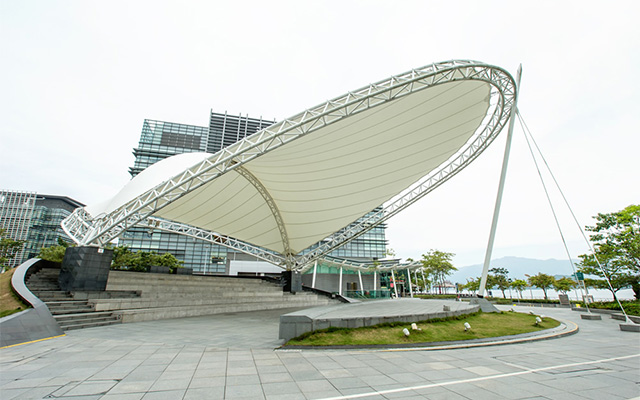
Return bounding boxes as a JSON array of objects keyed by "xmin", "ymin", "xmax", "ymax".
[
  {"xmin": 516, "ymin": 111, "xmax": 590, "ymax": 313},
  {"xmin": 517, "ymin": 110, "xmax": 632, "ymax": 323}
]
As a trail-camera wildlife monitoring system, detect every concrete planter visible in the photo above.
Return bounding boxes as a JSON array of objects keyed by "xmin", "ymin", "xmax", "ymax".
[
  {"xmin": 176, "ymin": 268, "xmax": 193, "ymax": 275},
  {"xmin": 148, "ymin": 265, "xmax": 171, "ymax": 274}
]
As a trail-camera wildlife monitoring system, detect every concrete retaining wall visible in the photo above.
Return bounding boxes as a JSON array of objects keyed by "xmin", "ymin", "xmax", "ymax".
[{"xmin": 1, "ymin": 259, "xmax": 63, "ymax": 348}]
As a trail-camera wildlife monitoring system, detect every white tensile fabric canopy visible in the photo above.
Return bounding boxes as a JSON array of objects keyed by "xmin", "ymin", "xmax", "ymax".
[
  {"xmin": 87, "ymin": 80, "xmax": 489, "ymax": 255},
  {"xmin": 64, "ymin": 61, "xmax": 516, "ymax": 267}
]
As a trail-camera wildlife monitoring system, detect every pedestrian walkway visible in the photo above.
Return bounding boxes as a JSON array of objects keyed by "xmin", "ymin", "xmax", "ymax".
[{"xmin": 1, "ymin": 303, "xmax": 638, "ymax": 399}]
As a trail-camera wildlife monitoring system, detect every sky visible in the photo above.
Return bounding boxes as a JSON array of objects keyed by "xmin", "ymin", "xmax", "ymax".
[{"xmin": 2, "ymin": 1, "xmax": 639, "ymax": 269}]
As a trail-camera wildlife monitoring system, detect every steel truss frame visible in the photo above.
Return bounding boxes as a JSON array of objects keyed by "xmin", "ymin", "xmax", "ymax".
[
  {"xmin": 142, "ymin": 217, "xmax": 287, "ymax": 266},
  {"xmin": 62, "ymin": 60, "xmax": 516, "ymax": 270},
  {"xmin": 141, "ymin": 217, "xmax": 423, "ymax": 273}
]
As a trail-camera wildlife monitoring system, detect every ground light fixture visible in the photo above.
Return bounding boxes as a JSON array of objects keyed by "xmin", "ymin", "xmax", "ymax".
[{"xmin": 464, "ymin": 322, "xmax": 471, "ymax": 331}]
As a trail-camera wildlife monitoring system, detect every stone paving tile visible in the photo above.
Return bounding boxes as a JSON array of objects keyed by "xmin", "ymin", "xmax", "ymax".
[
  {"xmin": 62, "ymin": 380, "xmax": 119, "ymax": 396},
  {"xmin": 258, "ymin": 364, "xmax": 289, "ymax": 374},
  {"xmin": 318, "ymin": 368, "xmax": 353, "ymax": 379},
  {"xmin": 224, "ymin": 383, "xmax": 266, "ymax": 399},
  {"xmin": 99, "ymin": 393, "xmax": 145, "ymax": 400},
  {"xmin": 188, "ymin": 375, "xmax": 226, "ymax": 388},
  {"xmin": 183, "ymin": 386, "xmax": 225, "ymax": 399},
  {"xmin": 259, "ymin": 372, "xmax": 295, "ymax": 383},
  {"xmin": 327, "ymin": 376, "xmax": 370, "ymax": 390},
  {"xmin": 261, "ymin": 381, "xmax": 303, "ymax": 395},
  {"xmin": 148, "ymin": 377, "xmax": 191, "ymax": 391},
  {"xmin": 0, "ymin": 387, "xmax": 30, "ymax": 400},
  {"xmin": 1, "ymin": 304, "xmax": 638, "ymax": 400},
  {"xmin": 107, "ymin": 379, "xmax": 156, "ymax": 395},
  {"xmin": 287, "ymin": 369, "xmax": 326, "ymax": 381},
  {"xmin": 3, "ymin": 385, "xmax": 60, "ymax": 399},
  {"xmin": 386, "ymin": 371, "xmax": 426, "ymax": 384},
  {"xmin": 446, "ymin": 382, "xmax": 503, "ymax": 400},
  {"xmin": 141, "ymin": 388, "xmax": 187, "ymax": 399},
  {"xmin": 265, "ymin": 393, "xmax": 309, "ymax": 400}
]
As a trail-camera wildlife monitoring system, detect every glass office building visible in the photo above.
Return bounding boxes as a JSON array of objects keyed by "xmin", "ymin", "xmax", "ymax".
[
  {"xmin": 122, "ymin": 111, "xmax": 388, "ymax": 274},
  {"xmin": 0, "ymin": 190, "xmax": 83, "ymax": 267},
  {"xmin": 0, "ymin": 190, "xmax": 36, "ymax": 268}
]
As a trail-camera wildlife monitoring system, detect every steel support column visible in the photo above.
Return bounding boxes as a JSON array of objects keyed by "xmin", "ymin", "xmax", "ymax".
[{"xmin": 479, "ymin": 65, "xmax": 522, "ymax": 297}]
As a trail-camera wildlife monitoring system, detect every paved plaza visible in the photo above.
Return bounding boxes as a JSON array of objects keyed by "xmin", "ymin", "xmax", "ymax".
[{"xmin": 1, "ymin": 303, "xmax": 639, "ymax": 399}]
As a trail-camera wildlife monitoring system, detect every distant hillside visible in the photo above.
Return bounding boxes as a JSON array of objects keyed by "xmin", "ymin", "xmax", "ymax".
[{"xmin": 450, "ymin": 256, "xmax": 578, "ymax": 284}]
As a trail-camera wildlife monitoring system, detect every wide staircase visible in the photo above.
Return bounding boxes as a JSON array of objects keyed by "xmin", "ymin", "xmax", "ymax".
[
  {"xmin": 26, "ymin": 267, "xmax": 132, "ymax": 331},
  {"xmin": 99, "ymin": 271, "xmax": 336, "ymax": 323},
  {"xmin": 27, "ymin": 268, "xmax": 336, "ymax": 329}
]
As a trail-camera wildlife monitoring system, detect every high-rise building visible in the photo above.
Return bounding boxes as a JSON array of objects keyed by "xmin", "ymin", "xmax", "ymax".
[
  {"xmin": 0, "ymin": 190, "xmax": 83, "ymax": 267},
  {"xmin": 122, "ymin": 111, "xmax": 387, "ymax": 274},
  {"xmin": 24, "ymin": 195, "xmax": 84, "ymax": 260}
]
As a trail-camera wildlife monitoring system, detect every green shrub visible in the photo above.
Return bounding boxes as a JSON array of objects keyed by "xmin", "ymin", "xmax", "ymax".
[{"xmin": 576, "ymin": 301, "xmax": 640, "ymax": 316}]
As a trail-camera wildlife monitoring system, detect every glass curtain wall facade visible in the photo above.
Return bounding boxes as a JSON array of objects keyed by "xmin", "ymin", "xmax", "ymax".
[
  {"xmin": 123, "ymin": 111, "xmax": 388, "ymax": 274},
  {"xmin": 24, "ymin": 196, "xmax": 84, "ymax": 260},
  {"xmin": 0, "ymin": 191, "xmax": 83, "ymax": 267},
  {"xmin": 0, "ymin": 190, "xmax": 36, "ymax": 267}
]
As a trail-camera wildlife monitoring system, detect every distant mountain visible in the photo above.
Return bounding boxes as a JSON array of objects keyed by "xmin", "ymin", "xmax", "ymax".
[{"xmin": 450, "ymin": 256, "xmax": 578, "ymax": 284}]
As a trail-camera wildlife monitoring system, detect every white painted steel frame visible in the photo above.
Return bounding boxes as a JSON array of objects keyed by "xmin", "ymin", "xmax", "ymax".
[
  {"xmin": 62, "ymin": 60, "xmax": 516, "ymax": 270},
  {"xmin": 143, "ymin": 216, "xmax": 424, "ymax": 273}
]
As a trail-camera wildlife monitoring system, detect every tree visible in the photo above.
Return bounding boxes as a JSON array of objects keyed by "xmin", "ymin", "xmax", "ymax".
[
  {"xmin": 489, "ymin": 267, "xmax": 511, "ymax": 298},
  {"xmin": 38, "ymin": 238, "xmax": 71, "ymax": 263},
  {"xmin": 553, "ymin": 277, "xmax": 576, "ymax": 295},
  {"xmin": 463, "ymin": 277, "xmax": 480, "ymax": 295},
  {"xmin": 579, "ymin": 251, "xmax": 632, "ymax": 302},
  {"xmin": 420, "ymin": 250, "xmax": 456, "ymax": 295},
  {"xmin": 578, "ymin": 204, "xmax": 640, "ymax": 300},
  {"xmin": 0, "ymin": 229, "xmax": 25, "ymax": 269},
  {"xmin": 527, "ymin": 273, "xmax": 555, "ymax": 300},
  {"xmin": 511, "ymin": 279, "xmax": 527, "ymax": 299},
  {"xmin": 110, "ymin": 245, "xmax": 183, "ymax": 273}
]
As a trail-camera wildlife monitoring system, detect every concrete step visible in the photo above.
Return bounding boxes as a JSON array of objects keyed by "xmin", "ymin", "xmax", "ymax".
[
  {"xmin": 59, "ymin": 318, "xmax": 122, "ymax": 331},
  {"xmin": 49, "ymin": 308, "xmax": 95, "ymax": 315},
  {"xmin": 115, "ymin": 299, "xmax": 334, "ymax": 323},
  {"xmin": 34, "ymin": 293, "xmax": 74, "ymax": 301},
  {"xmin": 55, "ymin": 311, "xmax": 119, "ymax": 323},
  {"xmin": 90, "ymin": 293, "xmax": 329, "ymax": 311},
  {"xmin": 47, "ymin": 304, "xmax": 94, "ymax": 313},
  {"xmin": 72, "ymin": 290, "xmax": 141, "ymax": 300}
]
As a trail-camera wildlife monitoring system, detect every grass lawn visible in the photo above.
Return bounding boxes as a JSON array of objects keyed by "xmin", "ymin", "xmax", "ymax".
[
  {"xmin": 0, "ymin": 268, "xmax": 29, "ymax": 318},
  {"xmin": 285, "ymin": 311, "xmax": 560, "ymax": 347}
]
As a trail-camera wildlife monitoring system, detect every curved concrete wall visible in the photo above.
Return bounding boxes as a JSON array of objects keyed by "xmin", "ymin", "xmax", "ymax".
[{"xmin": 0, "ymin": 259, "xmax": 63, "ymax": 348}]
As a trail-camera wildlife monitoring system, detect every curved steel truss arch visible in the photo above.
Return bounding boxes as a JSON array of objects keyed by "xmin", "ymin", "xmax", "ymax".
[{"xmin": 62, "ymin": 60, "xmax": 517, "ymax": 267}]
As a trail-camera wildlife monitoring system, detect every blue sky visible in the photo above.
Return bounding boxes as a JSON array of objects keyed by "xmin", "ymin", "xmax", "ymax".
[{"xmin": 2, "ymin": 1, "xmax": 638, "ymax": 268}]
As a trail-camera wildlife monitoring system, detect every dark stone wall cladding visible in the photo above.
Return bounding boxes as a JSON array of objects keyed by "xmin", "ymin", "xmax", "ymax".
[
  {"xmin": 59, "ymin": 246, "xmax": 114, "ymax": 291},
  {"xmin": 281, "ymin": 271, "xmax": 302, "ymax": 293}
]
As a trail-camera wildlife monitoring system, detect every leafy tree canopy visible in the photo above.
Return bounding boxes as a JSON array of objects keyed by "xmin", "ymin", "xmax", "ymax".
[
  {"xmin": 38, "ymin": 238, "xmax": 72, "ymax": 263},
  {"xmin": 420, "ymin": 249, "xmax": 456, "ymax": 294},
  {"xmin": 111, "ymin": 245, "xmax": 183, "ymax": 273},
  {"xmin": 0, "ymin": 228, "xmax": 25, "ymax": 268},
  {"xmin": 510, "ymin": 279, "xmax": 528, "ymax": 299},
  {"xmin": 488, "ymin": 267, "xmax": 511, "ymax": 298},
  {"xmin": 527, "ymin": 273, "xmax": 555, "ymax": 300},
  {"xmin": 553, "ymin": 277, "xmax": 576, "ymax": 294},
  {"xmin": 578, "ymin": 204, "xmax": 639, "ymax": 300}
]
